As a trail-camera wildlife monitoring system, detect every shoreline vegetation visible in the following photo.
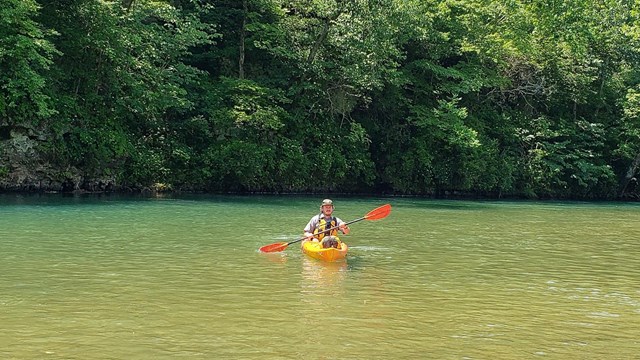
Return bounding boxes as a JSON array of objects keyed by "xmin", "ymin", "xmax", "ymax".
[
  {"xmin": 1, "ymin": 1, "xmax": 639, "ymax": 201},
  {"xmin": 1, "ymin": 185, "xmax": 638, "ymax": 202}
]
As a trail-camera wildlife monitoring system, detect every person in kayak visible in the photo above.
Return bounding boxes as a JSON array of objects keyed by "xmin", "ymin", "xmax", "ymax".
[{"xmin": 303, "ymin": 199, "xmax": 350, "ymax": 248}]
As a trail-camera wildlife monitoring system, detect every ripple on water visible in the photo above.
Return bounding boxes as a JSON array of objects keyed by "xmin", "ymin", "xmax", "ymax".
[{"xmin": 1, "ymin": 196, "xmax": 639, "ymax": 359}]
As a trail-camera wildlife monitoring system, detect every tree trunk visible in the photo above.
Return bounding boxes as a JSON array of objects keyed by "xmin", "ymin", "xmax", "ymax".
[
  {"xmin": 239, "ymin": 0, "xmax": 247, "ymax": 79},
  {"xmin": 619, "ymin": 151, "xmax": 640, "ymax": 197},
  {"xmin": 306, "ymin": 18, "xmax": 330, "ymax": 65},
  {"xmin": 306, "ymin": 10, "xmax": 341, "ymax": 66},
  {"xmin": 123, "ymin": 0, "xmax": 135, "ymax": 12}
]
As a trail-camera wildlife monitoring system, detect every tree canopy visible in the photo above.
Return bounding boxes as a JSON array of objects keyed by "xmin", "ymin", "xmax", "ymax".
[{"xmin": 1, "ymin": 0, "xmax": 639, "ymax": 199}]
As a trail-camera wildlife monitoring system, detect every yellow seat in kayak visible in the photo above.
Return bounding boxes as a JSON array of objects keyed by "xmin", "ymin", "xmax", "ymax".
[{"xmin": 302, "ymin": 239, "xmax": 348, "ymax": 262}]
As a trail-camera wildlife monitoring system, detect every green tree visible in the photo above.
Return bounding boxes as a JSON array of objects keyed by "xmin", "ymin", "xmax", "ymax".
[
  {"xmin": 38, "ymin": 0, "xmax": 213, "ymax": 185},
  {"xmin": 0, "ymin": 0, "xmax": 58, "ymax": 127}
]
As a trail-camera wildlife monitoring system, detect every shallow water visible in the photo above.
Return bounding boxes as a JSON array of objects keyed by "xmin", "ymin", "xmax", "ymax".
[{"xmin": 1, "ymin": 195, "xmax": 639, "ymax": 359}]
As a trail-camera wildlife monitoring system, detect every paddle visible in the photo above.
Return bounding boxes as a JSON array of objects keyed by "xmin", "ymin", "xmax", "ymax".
[{"xmin": 259, "ymin": 203, "xmax": 392, "ymax": 253}]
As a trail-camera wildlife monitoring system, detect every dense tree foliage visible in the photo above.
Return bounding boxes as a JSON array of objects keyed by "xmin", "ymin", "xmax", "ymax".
[{"xmin": 1, "ymin": 0, "xmax": 639, "ymax": 199}]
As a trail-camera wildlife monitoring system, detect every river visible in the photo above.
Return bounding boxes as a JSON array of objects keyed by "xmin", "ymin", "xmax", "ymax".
[{"xmin": 1, "ymin": 194, "xmax": 638, "ymax": 359}]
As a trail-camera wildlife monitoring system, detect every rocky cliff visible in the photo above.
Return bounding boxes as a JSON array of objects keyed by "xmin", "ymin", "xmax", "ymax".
[{"xmin": 0, "ymin": 125, "xmax": 115, "ymax": 193}]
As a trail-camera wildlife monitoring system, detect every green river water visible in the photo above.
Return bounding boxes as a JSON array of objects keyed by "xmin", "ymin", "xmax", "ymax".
[{"xmin": 0, "ymin": 194, "xmax": 638, "ymax": 359}]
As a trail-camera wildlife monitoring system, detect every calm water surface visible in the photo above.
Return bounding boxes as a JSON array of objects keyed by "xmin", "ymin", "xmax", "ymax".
[{"xmin": 0, "ymin": 195, "xmax": 638, "ymax": 359}]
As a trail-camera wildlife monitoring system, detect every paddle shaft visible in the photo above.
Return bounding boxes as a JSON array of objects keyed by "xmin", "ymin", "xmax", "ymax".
[{"xmin": 286, "ymin": 216, "xmax": 365, "ymax": 247}]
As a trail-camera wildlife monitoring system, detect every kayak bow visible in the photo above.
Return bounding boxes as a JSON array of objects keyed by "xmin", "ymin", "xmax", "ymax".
[{"xmin": 302, "ymin": 240, "xmax": 348, "ymax": 262}]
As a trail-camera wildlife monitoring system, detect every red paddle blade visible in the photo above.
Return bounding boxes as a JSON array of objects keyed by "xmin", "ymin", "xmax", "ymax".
[
  {"xmin": 259, "ymin": 242, "xmax": 289, "ymax": 253},
  {"xmin": 364, "ymin": 204, "xmax": 391, "ymax": 220}
]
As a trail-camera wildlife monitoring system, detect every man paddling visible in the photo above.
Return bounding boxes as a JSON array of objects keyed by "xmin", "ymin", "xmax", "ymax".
[{"xmin": 302, "ymin": 199, "xmax": 350, "ymax": 248}]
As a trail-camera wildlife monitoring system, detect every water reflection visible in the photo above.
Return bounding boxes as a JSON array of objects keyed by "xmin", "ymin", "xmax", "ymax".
[
  {"xmin": 258, "ymin": 251, "xmax": 289, "ymax": 265},
  {"xmin": 300, "ymin": 257, "xmax": 348, "ymax": 301}
]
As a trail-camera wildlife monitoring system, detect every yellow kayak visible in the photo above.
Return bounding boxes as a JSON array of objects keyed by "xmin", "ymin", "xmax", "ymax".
[{"xmin": 302, "ymin": 240, "xmax": 348, "ymax": 262}]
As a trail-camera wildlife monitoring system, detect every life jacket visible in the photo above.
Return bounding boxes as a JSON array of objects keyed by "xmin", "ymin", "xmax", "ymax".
[{"xmin": 314, "ymin": 215, "xmax": 338, "ymax": 240}]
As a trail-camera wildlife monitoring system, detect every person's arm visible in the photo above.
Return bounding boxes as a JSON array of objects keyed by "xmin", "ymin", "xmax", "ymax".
[
  {"xmin": 337, "ymin": 218, "xmax": 350, "ymax": 235},
  {"xmin": 303, "ymin": 216, "xmax": 319, "ymax": 241}
]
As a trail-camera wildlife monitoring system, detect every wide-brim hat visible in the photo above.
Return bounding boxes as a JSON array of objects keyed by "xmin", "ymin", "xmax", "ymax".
[{"xmin": 321, "ymin": 199, "xmax": 334, "ymax": 207}]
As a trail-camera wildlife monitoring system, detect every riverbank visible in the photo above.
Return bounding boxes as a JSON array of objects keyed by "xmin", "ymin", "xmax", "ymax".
[{"xmin": 1, "ymin": 184, "xmax": 638, "ymax": 202}]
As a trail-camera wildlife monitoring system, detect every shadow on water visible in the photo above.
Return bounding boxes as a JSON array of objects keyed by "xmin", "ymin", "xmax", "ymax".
[
  {"xmin": 0, "ymin": 192, "xmax": 175, "ymax": 207},
  {"xmin": 0, "ymin": 192, "xmax": 314, "ymax": 208},
  {"xmin": 344, "ymin": 255, "xmax": 368, "ymax": 272},
  {"xmin": 393, "ymin": 199, "xmax": 498, "ymax": 211}
]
